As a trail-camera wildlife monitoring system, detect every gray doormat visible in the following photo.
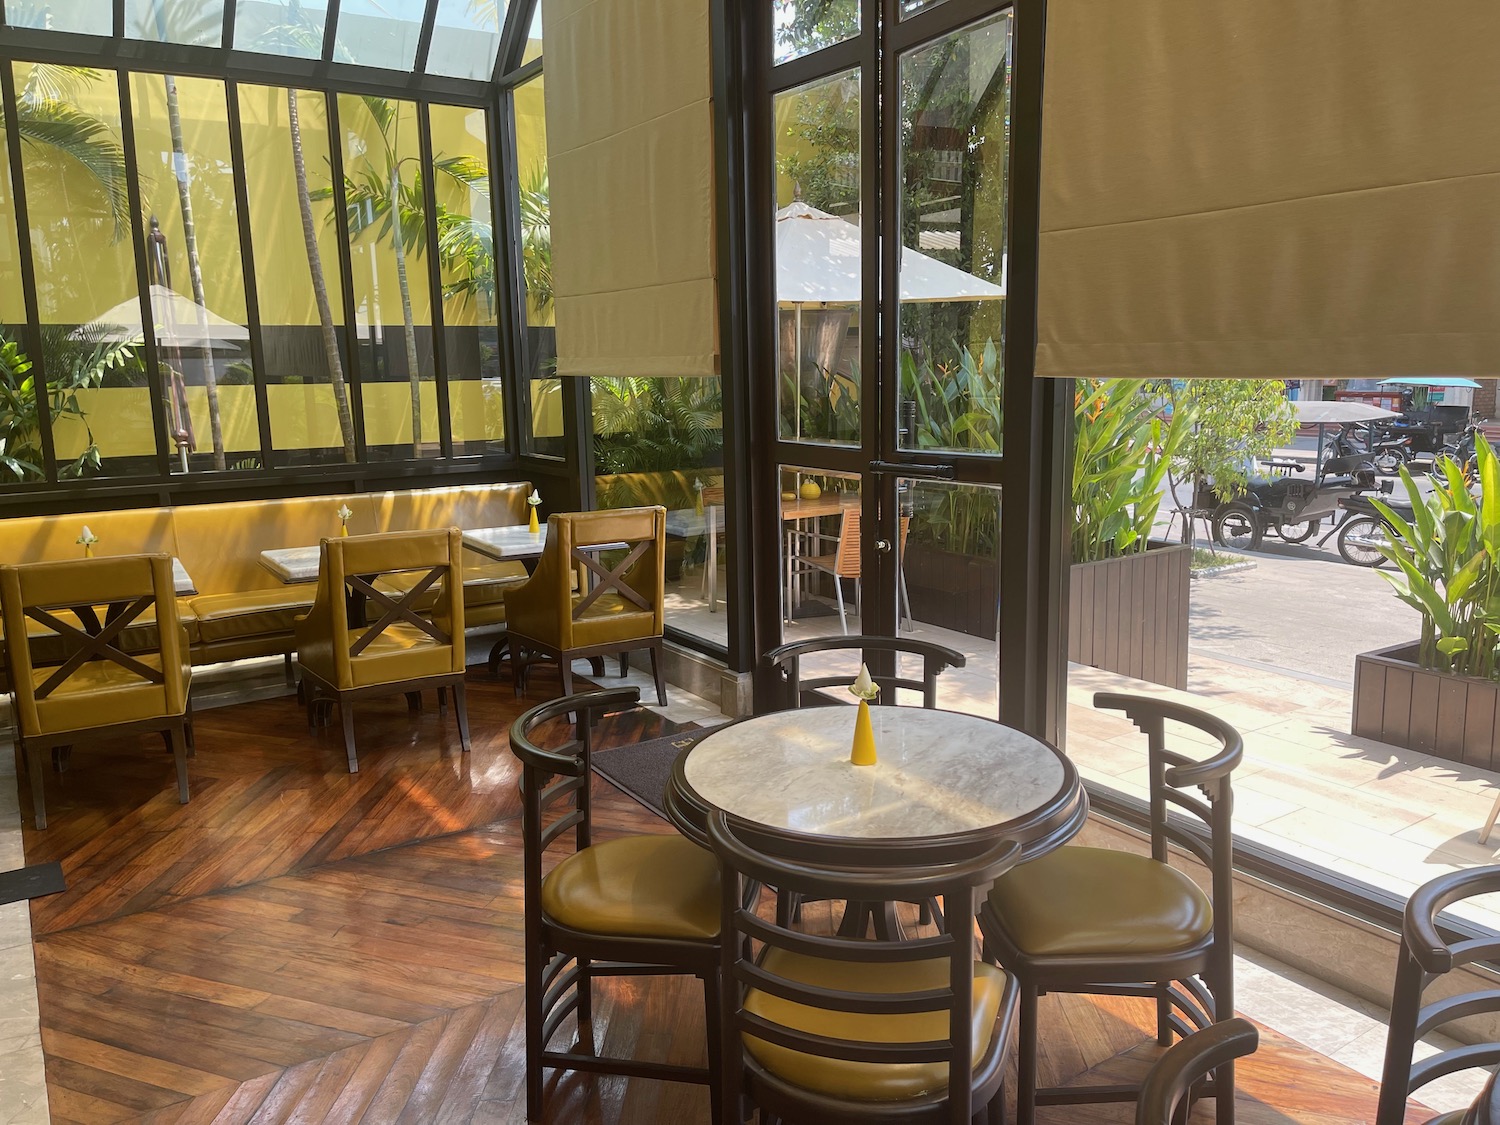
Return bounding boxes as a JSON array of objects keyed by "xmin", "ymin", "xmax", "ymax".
[
  {"xmin": 592, "ymin": 730, "xmax": 710, "ymax": 819},
  {"xmin": 0, "ymin": 861, "xmax": 65, "ymax": 905}
]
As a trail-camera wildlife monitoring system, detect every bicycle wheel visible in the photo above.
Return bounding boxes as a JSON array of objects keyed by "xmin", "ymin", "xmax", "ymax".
[
  {"xmin": 1212, "ymin": 504, "xmax": 1262, "ymax": 551},
  {"xmin": 1337, "ymin": 516, "xmax": 1390, "ymax": 567},
  {"xmin": 1278, "ymin": 519, "xmax": 1319, "ymax": 544}
]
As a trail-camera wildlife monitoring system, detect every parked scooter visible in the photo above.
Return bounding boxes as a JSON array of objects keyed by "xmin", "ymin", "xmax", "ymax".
[{"xmin": 1320, "ymin": 423, "xmax": 1414, "ymax": 475}]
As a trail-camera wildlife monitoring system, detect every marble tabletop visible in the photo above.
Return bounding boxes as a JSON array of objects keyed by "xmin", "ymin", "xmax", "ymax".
[
  {"xmin": 259, "ymin": 526, "xmax": 553, "ymax": 583},
  {"xmin": 679, "ymin": 706, "xmax": 1076, "ymax": 843}
]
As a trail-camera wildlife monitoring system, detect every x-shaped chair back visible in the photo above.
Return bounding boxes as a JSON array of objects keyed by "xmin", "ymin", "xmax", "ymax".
[
  {"xmin": 550, "ymin": 508, "xmax": 665, "ymax": 643},
  {"xmin": 321, "ymin": 529, "xmax": 465, "ymax": 674},
  {"xmin": 0, "ymin": 554, "xmax": 187, "ymax": 736}
]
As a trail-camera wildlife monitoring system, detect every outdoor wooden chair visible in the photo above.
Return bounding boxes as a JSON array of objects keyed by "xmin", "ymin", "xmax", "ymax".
[
  {"xmin": 790, "ymin": 509, "xmax": 911, "ymax": 633},
  {"xmin": 1136, "ymin": 1019, "xmax": 1259, "ymax": 1125},
  {"xmin": 0, "ymin": 554, "xmax": 192, "ymax": 829},
  {"xmin": 503, "ymin": 507, "xmax": 668, "ymax": 705},
  {"xmin": 1376, "ymin": 865, "xmax": 1500, "ymax": 1125},
  {"xmin": 980, "ymin": 692, "xmax": 1243, "ymax": 1125},
  {"xmin": 509, "ymin": 687, "xmax": 722, "ymax": 1123},
  {"xmin": 708, "ymin": 809, "xmax": 1021, "ymax": 1125},
  {"xmin": 294, "ymin": 528, "xmax": 469, "ymax": 774}
]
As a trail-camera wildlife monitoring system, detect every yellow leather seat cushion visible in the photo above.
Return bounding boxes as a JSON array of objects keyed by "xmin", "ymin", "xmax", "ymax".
[
  {"xmin": 28, "ymin": 655, "xmax": 185, "ymax": 733},
  {"xmin": 1424, "ymin": 1114, "xmax": 1466, "ymax": 1125},
  {"xmin": 540, "ymin": 835, "xmax": 719, "ymax": 941},
  {"xmin": 988, "ymin": 847, "xmax": 1212, "ymax": 958},
  {"xmin": 189, "ymin": 586, "xmax": 317, "ymax": 643},
  {"xmin": 571, "ymin": 591, "xmax": 660, "ymax": 647},
  {"xmin": 744, "ymin": 951, "xmax": 1007, "ymax": 1101}
]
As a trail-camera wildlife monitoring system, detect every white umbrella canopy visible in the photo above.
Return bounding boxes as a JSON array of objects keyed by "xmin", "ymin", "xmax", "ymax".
[
  {"xmin": 775, "ymin": 202, "xmax": 1006, "ymax": 305},
  {"xmin": 1292, "ymin": 400, "xmax": 1399, "ymax": 424},
  {"xmin": 79, "ymin": 285, "xmax": 249, "ymax": 351}
]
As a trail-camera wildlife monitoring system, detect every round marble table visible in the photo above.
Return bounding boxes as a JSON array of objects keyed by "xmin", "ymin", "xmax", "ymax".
[{"xmin": 665, "ymin": 706, "xmax": 1087, "ymax": 863}]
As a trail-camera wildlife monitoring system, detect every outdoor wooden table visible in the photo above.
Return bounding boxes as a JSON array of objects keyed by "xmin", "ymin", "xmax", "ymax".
[{"xmin": 666, "ymin": 705, "xmax": 1086, "ymax": 864}]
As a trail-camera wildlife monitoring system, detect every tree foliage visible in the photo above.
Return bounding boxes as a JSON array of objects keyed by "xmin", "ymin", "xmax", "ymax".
[{"xmin": 1164, "ymin": 380, "xmax": 1299, "ymax": 513}]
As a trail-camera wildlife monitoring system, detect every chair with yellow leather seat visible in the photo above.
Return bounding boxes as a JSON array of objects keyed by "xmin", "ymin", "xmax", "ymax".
[
  {"xmin": 979, "ymin": 691, "xmax": 1243, "ymax": 1125},
  {"xmin": 708, "ymin": 809, "xmax": 1021, "ymax": 1125},
  {"xmin": 294, "ymin": 529, "xmax": 469, "ymax": 774},
  {"xmin": 1376, "ymin": 866, "xmax": 1500, "ymax": 1125},
  {"xmin": 508, "ymin": 687, "xmax": 722, "ymax": 1123},
  {"xmin": 0, "ymin": 555, "xmax": 192, "ymax": 830},
  {"xmin": 503, "ymin": 507, "xmax": 668, "ymax": 705}
]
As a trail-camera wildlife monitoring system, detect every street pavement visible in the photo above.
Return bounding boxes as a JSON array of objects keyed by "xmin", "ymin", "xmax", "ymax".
[{"xmin": 1164, "ymin": 436, "xmax": 1424, "ymax": 685}]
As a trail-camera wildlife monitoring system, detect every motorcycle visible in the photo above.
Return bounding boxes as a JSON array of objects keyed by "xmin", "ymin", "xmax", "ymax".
[
  {"xmin": 1320, "ymin": 422, "xmax": 1414, "ymax": 475},
  {"xmin": 1206, "ymin": 449, "xmax": 1380, "ymax": 552}
]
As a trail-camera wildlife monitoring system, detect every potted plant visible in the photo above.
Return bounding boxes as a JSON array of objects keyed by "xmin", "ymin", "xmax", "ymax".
[
  {"xmin": 1352, "ymin": 440, "xmax": 1500, "ymax": 764},
  {"xmin": 1068, "ymin": 379, "xmax": 1193, "ymax": 688}
]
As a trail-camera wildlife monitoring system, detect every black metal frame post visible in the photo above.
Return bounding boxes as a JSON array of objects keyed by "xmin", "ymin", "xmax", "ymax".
[
  {"xmin": 224, "ymin": 78, "xmax": 276, "ymax": 472},
  {"xmin": 417, "ymin": 100, "xmax": 455, "ymax": 459}
]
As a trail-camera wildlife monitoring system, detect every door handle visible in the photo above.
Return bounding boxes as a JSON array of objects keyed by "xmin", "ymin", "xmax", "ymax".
[{"xmin": 869, "ymin": 460, "xmax": 955, "ymax": 479}]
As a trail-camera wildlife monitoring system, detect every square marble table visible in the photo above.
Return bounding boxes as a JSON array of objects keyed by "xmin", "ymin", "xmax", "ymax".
[{"xmin": 259, "ymin": 526, "xmax": 557, "ymax": 584}]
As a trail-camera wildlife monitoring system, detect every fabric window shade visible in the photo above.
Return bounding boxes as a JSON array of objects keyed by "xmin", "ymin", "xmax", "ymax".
[
  {"xmin": 1035, "ymin": 2, "xmax": 1500, "ymax": 380},
  {"xmin": 541, "ymin": 0, "xmax": 718, "ymax": 377}
]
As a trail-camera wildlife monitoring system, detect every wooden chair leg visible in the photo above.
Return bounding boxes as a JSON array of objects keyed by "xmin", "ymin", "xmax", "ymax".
[
  {"xmin": 405, "ymin": 691, "xmax": 423, "ymax": 713},
  {"xmin": 1481, "ymin": 790, "xmax": 1500, "ymax": 844},
  {"xmin": 169, "ymin": 722, "xmax": 190, "ymax": 804},
  {"xmin": 1016, "ymin": 980, "xmax": 1039, "ymax": 1125},
  {"xmin": 576, "ymin": 956, "xmax": 594, "ymax": 1052},
  {"xmin": 25, "ymin": 742, "xmax": 46, "ymax": 831},
  {"xmin": 525, "ymin": 942, "xmax": 545, "ymax": 1123},
  {"xmin": 704, "ymin": 969, "xmax": 725, "ymax": 1125},
  {"xmin": 559, "ymin": 660, "xmax": 575, "ymax": 699},
  {"xmin": 1156, "ymin": 982, "xmax": 1174, "ymax": 1047},
  {"xmin": 283, "ymin": 652, "xmax": 296, "ymax": 686},
  {"xmin": 452, "ymin": 682, "xmax": 471, "ymax": 754},
  {"xmin": 437, "ymin": 686, "xmax": 449, "ymax": 713},
  {"xmin": 619, "ymin": 651, "xmax": 630, "ymax": 677},
  {"xmin": 184, "ymin": 700, "xmax": 196, "ymax": 756},
  {"xmin": 588, "ymin": 656, "xmax": 606, "ymax": 677},
  {"xmin": 512, "ymin": 645, "xmax": 528, "ymax": 699},
  {"xmin": 649, "ymin": 641, "xmax": 667, "ymax": 706},
  {"xmin": 340, "ymin": 702, "xmax": 359, "ymax": 774},
  {"xmin": 487, "ymin": 632, "xmax": 509, "ymax": 679}
]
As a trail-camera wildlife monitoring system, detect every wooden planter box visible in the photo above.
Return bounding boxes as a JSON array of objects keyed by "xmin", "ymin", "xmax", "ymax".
[
  {"xmin": 1352, "ymin": 643, "xmax": 1500, "ymax": 766},
  {"xmin": 1068, "ymin": 542, "xmax": 1190, "ymax": 690},
  {"xmin": 903, "ymin": 545, "xmax": 1000, "ymax": 641}
]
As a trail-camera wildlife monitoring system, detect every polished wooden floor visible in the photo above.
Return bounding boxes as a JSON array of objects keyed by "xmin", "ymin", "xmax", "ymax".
[{"xmin": 19, "ymin": 667, "xmax": 1435, "ymax": 1124}]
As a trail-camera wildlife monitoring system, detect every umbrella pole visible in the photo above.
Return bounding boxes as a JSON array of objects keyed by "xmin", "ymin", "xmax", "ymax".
[{"xmin": 795, "ymin": 303, "xmax": 802, "ymax": 443}]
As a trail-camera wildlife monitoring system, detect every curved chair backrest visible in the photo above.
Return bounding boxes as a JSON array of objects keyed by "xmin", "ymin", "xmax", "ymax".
[
  {"xmin": 765, "ymin": 634, "xmax": 966, "ymax": 709},
  {"xmin": 508, "ymin": 687, "xmax": 641, "ymax": 899},
  {"xmin": 0, "ymin": 554, "xmax": 188, "ymax": 735},
  {"xmin": 309, "ymin": 528, "xmax": 465, "ymax": 683},
  {"xmin": 1376, "ymin": 866, "xmax": 1500, "ymax": 1125},
  {"xmin": 1136, "ymin": 1018, "xmax": 1259, "ymax": 1125},
  {"xmin": 1094, "ymin": 692, "xmax": 1243, "ymax": 1033},
  {"xmin": 708, "ymin": 811, "xmax": 1020, "ymax": 1124}
]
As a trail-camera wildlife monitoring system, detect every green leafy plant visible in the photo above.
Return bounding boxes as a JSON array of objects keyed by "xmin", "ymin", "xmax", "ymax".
[
  {"xmin": 592, "ymin": 377, "xmax": 723, "ymax": 477},
  {"xmin": 1373, "ymin": 439, "xmax": 1500, "ymax": 679},
  {"xmin": 1163, "ymin": 379, "xmax": 1299, "ymax": 536},
  {"xmin": 1072, "ymin": 379, "xmax": 1186, "ymax": 562},
  {"xmin": 0, "ymin": 327, "xmax": 143, "ymax": 482},
  {"xmin": 900, "ymin": 341, "xmax": 1002, "ymax": 454}
]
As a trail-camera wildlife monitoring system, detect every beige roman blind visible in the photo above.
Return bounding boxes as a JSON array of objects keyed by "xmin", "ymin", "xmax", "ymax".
[
  {"xmin": 541, "ymin": 0, "xmax": 718, "ymax": 377},
  {"xmin": 1036, "ymin": 2, "xmax": 1500, "ymax": 379}
]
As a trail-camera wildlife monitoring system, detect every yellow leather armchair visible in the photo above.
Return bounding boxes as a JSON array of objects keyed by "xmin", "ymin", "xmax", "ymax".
[
  {"xmin": 0, "ymin": 555, "xmax": 192, "ymax": 829},
  {"xmin": 294, "ymin": 529, "xmax": 469, "ymax": 774},
  {"xmin": 502, "ymin": 507, "xmax": 668, "ymax": 705}
]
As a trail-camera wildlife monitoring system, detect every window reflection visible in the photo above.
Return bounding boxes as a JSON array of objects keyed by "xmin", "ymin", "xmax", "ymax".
[
  {"xmin": 12, "ymin": 63, "xmax": 155, "ymax": 480},
  {"xmin": 427, "ymin": 0, "xmax": 506, "ymax": 80},
  {"xmin": 331, "ymin": 0, "xmax": 427, "ymax": 72},
  {"xmin": 232, "ymin": 0, "xmax": 329, "ymax": 57},
  {"xmin": 772, "ymin": 0, "xmax": 860, "ymax": 65},
  {"xmin": 125, "ymin": 0, "xmax": 223, "ymax": 46},
  {"xmin": 514, "ymin": 72, "xmax": 561, "ymax": 457},
  {"xmin": 4, "ymin": 0, "xmax": 111, "ymax": 35}
]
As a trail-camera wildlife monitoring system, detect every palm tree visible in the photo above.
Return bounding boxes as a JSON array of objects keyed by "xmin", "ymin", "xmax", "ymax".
[{"xmin": 321, "ymin": 95, "xmax": 490, "ymax": 458}]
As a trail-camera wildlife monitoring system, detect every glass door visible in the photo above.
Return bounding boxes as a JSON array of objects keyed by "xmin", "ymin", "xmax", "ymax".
[{"xmin": 756, "ymin": 1, "xmax": 1013, "ymax": 718}]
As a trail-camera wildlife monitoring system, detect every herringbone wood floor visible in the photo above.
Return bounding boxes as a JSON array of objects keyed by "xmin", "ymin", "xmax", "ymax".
[{"xmin": 19, "ymin": 666, "xmax": 1433, "ymax": 1123}]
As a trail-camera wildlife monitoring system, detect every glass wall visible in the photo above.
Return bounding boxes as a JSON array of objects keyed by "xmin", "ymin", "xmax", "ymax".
[
  {"xmin": 513, "ymin": 70, "xmax": 563, "ymax": 458},
  {"xmin": 0, "ymin": 59, "xmax": 514, "ymax": 491}
]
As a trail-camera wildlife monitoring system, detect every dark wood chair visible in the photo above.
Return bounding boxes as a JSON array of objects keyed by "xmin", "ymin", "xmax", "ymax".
[
  {"xmin": 707, "ymin": 809, "xmax": 1021, "ymax": 1125},
  {"xmin": 509, "ymin": 687, "xmax": 722, "ymax": 1124},
  {"xmin": 0, "ymin": 554, "xmax": 193, "ymax": 829},
  {"xmin": 1376, "ymin": 866, "xmax": 1500, "ymax": 1125},
  {"xmin": 1136, "ymin": 1018, "xmax": 1259, "ymax": 1124},
  {"xmin": 765, "ymin": 634, "xmax": 966, "ymax": 710},
  {"xmin": 294, "ymin": 529, "xmax": 469, "ymax": 774},
  {"xmin": 980, "ymin": 691, "xmax": 1243, "ymax": 1125}
]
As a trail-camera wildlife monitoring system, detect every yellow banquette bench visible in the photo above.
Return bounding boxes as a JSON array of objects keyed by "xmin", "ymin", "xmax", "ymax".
[{"xmin": 0, "ymin": 483, "xmax": 532, "ymax": 670}]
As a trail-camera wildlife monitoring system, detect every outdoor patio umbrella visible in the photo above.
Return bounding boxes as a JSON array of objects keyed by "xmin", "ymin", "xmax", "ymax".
[
  {"xmin": 1292, "ymin": 401, "xmax": 1398, "ymax": 424},
  {"xmin": 775, "ymin": 201, "xmax": 1005, "ymax": 438},
  {"xmin": 82, "ymin": 285, "xmax": 249, "ymax": 351}
]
